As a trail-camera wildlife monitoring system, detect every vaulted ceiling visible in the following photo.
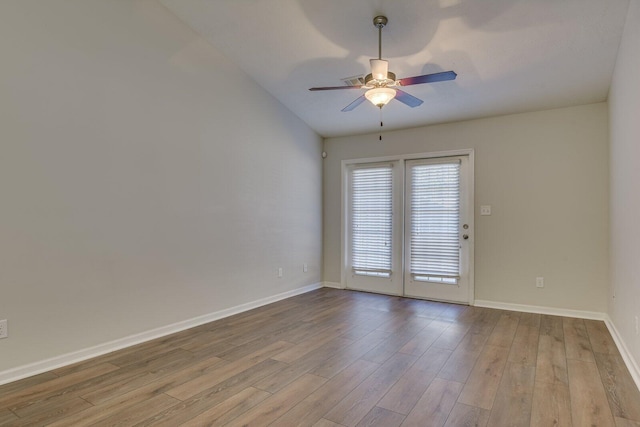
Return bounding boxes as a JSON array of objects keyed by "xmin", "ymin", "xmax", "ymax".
[{"xmin": 161, "ymin": 0, "xmax": 630, "ymax": 137}]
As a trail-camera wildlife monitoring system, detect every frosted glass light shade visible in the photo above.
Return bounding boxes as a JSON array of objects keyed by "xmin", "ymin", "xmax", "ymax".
[{"xmin": 365, "ymin": 87, "xmax": 396, "ymax": 107}]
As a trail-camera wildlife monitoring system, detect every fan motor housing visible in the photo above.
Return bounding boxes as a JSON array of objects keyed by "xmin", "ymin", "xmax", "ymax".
[{"xmin": 364, "ymin": 72, "xmax": 397, "ymax": 87}]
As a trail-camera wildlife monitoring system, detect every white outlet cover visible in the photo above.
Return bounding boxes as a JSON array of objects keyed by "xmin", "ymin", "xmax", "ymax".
[{"xmin": 480, "ymin": 205, "xmax": 491, "ymax": 216}]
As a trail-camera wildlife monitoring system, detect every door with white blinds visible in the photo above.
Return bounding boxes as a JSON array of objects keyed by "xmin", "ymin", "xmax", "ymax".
[
  {"xmin": 404, "ymin": 157, "xmax": 471, "ymax": 303},
  {"xmin": 345, "ymin": 162, "xmax": 402, "ymax": 295}
]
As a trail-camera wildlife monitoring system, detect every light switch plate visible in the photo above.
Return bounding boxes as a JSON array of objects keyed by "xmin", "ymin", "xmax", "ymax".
[{"xmin": 480, "ymin": 205, "xmax": 492, "ymax": 216}]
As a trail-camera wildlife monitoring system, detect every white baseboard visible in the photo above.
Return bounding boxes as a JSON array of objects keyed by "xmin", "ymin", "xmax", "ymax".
[
  {"xmin": 473, "ymin": 299, "xmax": 606, "ymax": 320},
  {"xmin": 323, "ymin": 281, "xmax": 345, "ymax": 289},
  {"xmin": 0, "ymin": 282, "xmax": 323, "ymax": 386},
  {"xmin": 604, "ymin": 315, "xmax": 640, "ymax": 392}
]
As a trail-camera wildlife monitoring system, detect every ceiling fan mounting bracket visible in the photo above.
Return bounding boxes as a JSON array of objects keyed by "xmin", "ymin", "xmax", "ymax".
[{"xmin": 373, "ymin": 16, "xmax": 388, "ymax": 29}]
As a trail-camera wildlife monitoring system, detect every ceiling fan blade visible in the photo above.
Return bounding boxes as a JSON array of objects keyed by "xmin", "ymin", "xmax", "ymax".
[
  {"xmin": 309, "ymin": 85, "xmax": 362, "ymax": 91},
  {"xmin": 394, "ymin": 89, "xmax": 423, "ymax": 108},
  {"xmin": 398, "ymin": 70, "xmax": 457, "ymax": 86},
  {"xmin": 341, "ymin": 95, "xmax": 367, "ymax": 112}
]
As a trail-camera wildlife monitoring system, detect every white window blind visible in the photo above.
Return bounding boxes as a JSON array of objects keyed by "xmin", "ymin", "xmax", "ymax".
[
  {"xmin": 350, "ymin": 165, "xmax": 393, "ymax": 277},
  {"xmin": 410, "ymin": 161, "xmax": 460, "ymax": 281}
]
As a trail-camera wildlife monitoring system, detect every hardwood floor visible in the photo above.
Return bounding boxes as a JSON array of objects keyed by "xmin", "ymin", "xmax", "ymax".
[{"xmin": 1, "ymin": 288, "xmax": 639, "ymax": 426}]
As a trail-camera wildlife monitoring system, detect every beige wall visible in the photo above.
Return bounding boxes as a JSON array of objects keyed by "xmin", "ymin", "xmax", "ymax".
[
  {"xmin": 609, "ymin": 0, "xmax": 640, "ymax": 368},
  {"xmin": 324, "ymin": 103, "xmax": 609, "ymax": 312},
  {"xmin": 0, "ymin": 0, "xmax": 322, "ymax": 373}
]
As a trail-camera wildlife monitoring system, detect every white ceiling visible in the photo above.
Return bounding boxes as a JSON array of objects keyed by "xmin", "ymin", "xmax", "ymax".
[{"xmin": 161, "ymin": 0, "xmax": 630, "ymax": 138}]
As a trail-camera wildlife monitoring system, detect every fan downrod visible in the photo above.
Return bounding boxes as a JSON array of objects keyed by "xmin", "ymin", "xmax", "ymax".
[{"xmin": 373, "ymin": 16, "xmax": 388, "ymax": 61}]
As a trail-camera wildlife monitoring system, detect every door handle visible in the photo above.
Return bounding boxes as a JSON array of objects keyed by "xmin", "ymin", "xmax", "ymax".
[{"xmin": 462, "ymin": 234, "xmax": 469, "ymax": 240}]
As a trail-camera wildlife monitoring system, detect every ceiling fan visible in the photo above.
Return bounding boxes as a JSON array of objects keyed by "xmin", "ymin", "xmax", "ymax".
[{"xmin": 309, "ymin": 16, "xmax": 457, "ymax": 112}]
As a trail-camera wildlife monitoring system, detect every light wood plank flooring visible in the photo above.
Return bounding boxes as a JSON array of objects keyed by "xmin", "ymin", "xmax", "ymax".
[{"xmin": 1, "ymin": 288, "xmax": 639, "ymax": 426}]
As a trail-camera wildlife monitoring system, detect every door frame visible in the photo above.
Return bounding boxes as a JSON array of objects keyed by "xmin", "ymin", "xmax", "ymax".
[{"xmin": 341, "ymin": 148, "xmax": 475, "ymax": 304}]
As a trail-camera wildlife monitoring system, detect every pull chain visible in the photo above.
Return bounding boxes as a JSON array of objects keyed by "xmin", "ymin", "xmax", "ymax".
[{"xmin": 379, "ymin": 106, "xmax": 383, "ymax": 141}]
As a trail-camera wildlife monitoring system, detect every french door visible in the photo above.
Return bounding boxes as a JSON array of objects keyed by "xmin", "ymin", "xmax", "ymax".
[
  {"xmin": 404, "ymin": 157, "xmax": 472, "ymax": 302},
  {"xmin": 344, "ymin": 152, "xmax": 473, "ymax": 303},
  {"xmin": 344, "ymin": 162, "xmax": 403, "ymax": 295}
]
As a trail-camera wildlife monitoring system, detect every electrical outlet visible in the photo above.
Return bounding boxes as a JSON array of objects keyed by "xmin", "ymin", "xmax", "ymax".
[
  {"xmin": 0, "ymin": 319, "xmax": 7, "ymax": 339},
  {"xmin": 303, "ymin": 263, "xmax": 308, "ymax": 273},
  {"xmin": 536, "ymin": 277, "xmax": 544, "ymax": 288},
  {"xmin": 278, "ymin": 267, "xmax": 283, "ymax": 278}
]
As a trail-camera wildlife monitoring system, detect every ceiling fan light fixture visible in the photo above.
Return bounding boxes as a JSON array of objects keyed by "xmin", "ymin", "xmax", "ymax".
[
  {"xmin": 308, "ymin": 14, "xmax": 456, "ymax": 114},
  {"xmin": 365, "ymin": 87, "xmax": 396, "ymax": 107}
]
